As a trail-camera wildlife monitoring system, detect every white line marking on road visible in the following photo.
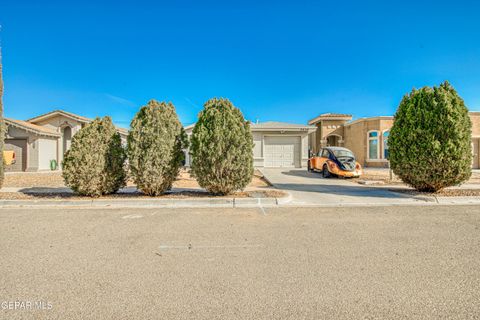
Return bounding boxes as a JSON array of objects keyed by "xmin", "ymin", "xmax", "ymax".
[
  {"xmin": 122, "ymin": 214, "xmax": 144, "ymax": 219},
  {"xmin": 158, "ymin": 244, "xmax": 264, "ymax": 250},
  {"xmin": 258, "ymin": 205, "xmax": 267, "ymax": 216}
]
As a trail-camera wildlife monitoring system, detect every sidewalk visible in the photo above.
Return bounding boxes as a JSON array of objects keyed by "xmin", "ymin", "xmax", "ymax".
[{"xmin": 259, "ymin": 168, "xmax": 480, "ymax": 207}]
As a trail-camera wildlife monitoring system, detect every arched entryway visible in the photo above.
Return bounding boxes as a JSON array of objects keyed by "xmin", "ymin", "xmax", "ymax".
[
  {"xmin": 62, "ymin": 126, "xmax": 72, "ymax": 155},
  {"xmin": 326, "ymin": 135, "xmax": 342, "ymax": 147}
]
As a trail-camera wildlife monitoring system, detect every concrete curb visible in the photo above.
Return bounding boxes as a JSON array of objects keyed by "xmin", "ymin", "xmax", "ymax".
[{"xmin": 0, "ymin": 195, "xmax": 293, "ymax": 208}]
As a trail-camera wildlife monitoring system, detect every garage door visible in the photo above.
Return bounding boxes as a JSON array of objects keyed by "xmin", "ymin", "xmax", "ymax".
[
  {"xmin": 5, "ymin": 139, "xmax": 27, "ymax": 172},
  {"xmin": 264, "ymin": 136, "xmax": 301, "ymax": 168}
]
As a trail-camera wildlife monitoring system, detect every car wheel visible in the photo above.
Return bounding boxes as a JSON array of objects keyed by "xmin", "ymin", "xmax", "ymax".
[{"xmin": 322, "ymin": 164, "xmax": 331, "ymax": 178}]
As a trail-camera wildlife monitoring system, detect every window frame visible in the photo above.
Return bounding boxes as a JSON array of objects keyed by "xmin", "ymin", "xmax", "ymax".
[
  {"xmin": 382, "ymin": 130, "xmax": 390, "ymax": 160},
  {"xmin": 367, "ymin": 130, "xmax": 380, "ymax": 160}
]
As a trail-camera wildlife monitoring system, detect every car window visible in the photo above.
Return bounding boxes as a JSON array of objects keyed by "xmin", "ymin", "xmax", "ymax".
[{"xmin": 321, "ymin": 149, "xmax": 330, "ymax": 158}]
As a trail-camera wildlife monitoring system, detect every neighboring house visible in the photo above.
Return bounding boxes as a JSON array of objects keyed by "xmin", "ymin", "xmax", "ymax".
[
  {"xmin": 4, "ymin": 110, "xmax": 128, "ymax": 172},
  {"xmin": 184, "ymin": 121, "xmax": 316, "ymax": 168},
  {"xmin": 309, "ymin": 112, "xmax": 480, "ymax": 169}
]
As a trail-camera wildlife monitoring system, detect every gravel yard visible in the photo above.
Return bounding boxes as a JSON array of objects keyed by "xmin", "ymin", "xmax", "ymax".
[
  {"xmin": 355, "ymin": 167, "xmax": 480, "ymax": 184},
  {"xmin": 0, "ymin": 189, "xmax": 286, "ymax": 200},
  {"xmin": 1, "ymin": 169, "xmax": 274, "ymax": 199},
  {"xmin": 3, "ymin": 169, "xmax": 270, "ymax": 189}
]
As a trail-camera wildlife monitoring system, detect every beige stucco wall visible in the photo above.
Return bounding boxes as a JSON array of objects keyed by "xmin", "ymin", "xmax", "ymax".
[
  {"xmin": 38, "ymin": 137, "xmax": 58, "ymax": 171},
  {"xmin": 310, "ymin": 119, "xmax": 349, "ymax": 152},
  {"xmin": 32, "ymin": 115, "xmax": 84, "ymax": 134},
  {"xmin": 471, "ymin": 112, "xmax": 480, "ymax": 137},
  {"xmin": 342, "ymin": 113, "xmax": 479, "ymax": 168},
  {"xmin": 343, "ymin": 118, "xmax": 394, "ymax": 167},
  {"xmin": 32, "ymin": 115, "xmax": 84, "ymax": 164}
]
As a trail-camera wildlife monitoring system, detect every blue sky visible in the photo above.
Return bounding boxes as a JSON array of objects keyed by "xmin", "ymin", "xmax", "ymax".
[{"xmin": 1, "ymin": 0, "xmax": 479, "ymax": 128}]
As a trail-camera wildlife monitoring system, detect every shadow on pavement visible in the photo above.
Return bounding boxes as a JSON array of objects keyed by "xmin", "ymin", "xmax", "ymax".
[{"xmin": 270, "ymin": 183, "xmax": 412, "ymax": 198}]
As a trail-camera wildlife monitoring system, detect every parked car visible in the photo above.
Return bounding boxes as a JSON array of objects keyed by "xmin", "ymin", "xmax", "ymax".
[
  {"xmin": 308, "ymin": 147, "xmax": 362, "ymax": 178},
  {"xmin": 3, "ymin": 150, "xmax": 16, "ymax": 166}
]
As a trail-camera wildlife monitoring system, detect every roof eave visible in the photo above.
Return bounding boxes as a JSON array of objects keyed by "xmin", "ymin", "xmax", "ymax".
[
  {"xmin": 308, "ymin": 116, "xmax": 353, "ymax": 125},
  {"xmin": 5, "ymin": 120, "xmax": 61, "ymax": 138},
  {"xmin": 27, "ymin": 110, "xmax": 91, "ymax": 124},
  {"xmin": 252, "ymin": 127, "xmax": 316, "ymax": 133}
]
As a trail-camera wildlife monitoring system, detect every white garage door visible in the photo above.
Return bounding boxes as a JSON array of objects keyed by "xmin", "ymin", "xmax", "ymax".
[{"xmin": 264, "ymin": 136, "xmax": 301, "ymax": 168}]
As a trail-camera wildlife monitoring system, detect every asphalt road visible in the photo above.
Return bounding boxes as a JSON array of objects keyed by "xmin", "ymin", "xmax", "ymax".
[{"xmin": 1, "ymin": 205, "xmax": 479, "ymax": 319}]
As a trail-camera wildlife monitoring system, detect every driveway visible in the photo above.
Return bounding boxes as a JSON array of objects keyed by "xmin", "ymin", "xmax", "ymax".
[{"xmin": 260, "ymin": 168, "xmax": 427, "ymax": 206}]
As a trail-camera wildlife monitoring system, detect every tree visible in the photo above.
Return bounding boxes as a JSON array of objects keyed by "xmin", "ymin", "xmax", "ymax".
[
  {"xmin": 127, "ymin": 100, "xmax": 187, "ymax": 196},
  {"xmin": 388, "ymin": 81, "xmax": 472, "ymax": 192},
  {"xmin": 190, "ymin": 98, "xmax": 253, "ymax": 195},
  {"xmin": 62, "ymin": 117, "xmax": 126, "ymax": 196},
  {"xmin": 0, "ymin": 47, "xmax": 4, "ymax": 188}
]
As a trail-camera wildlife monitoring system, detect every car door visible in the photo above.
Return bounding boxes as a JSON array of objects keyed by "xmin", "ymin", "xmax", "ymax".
[
  {"xmin": 320, "ymin": 149, "xmax": 332, "ymax": 169},
  {"xmin": 311, "ymin": 150, "xmax": 322, "ymax": 169}
]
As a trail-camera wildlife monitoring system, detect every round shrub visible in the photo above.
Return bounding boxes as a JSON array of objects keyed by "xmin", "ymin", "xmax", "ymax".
[
  {"xmin": 190, "ymin": 98, "xmax": 254, "ymax": 195},
  {"xmin": 389, "ymin": 81, "xmax": 472, "ymax": 192},
  {"xmin": 62, "ymin": 117, "xmax": 127, "ymax": 196},
  {"xmin": 127, "ymin": 100, "xmax": 187, "ymax": 196}
]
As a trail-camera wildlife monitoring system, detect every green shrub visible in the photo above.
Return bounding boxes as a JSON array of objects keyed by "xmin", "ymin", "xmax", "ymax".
[
  {"xmin": 62, "ymin": 117, "xmax": 126, "ymax": 196},
  {"xmin": 127, "ymin": 100, "xmax": 187, "ymax": 196},
  {"xmin": 190, "ymin": 98, "xmax": 253, "ymax": 195},
  {"xmin": 388, "ymin": 81, "xmax": 472, "ymax": 192}
]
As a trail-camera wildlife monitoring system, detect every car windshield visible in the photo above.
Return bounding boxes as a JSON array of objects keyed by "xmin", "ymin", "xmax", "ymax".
[{"xmin": 332, "ymin": 149, "xmax": 354, "ymax": 158}]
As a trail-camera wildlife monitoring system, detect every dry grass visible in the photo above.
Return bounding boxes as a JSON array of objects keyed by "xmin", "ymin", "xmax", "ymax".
[{"xmin": 4, "ymin": 169, "xmax": 271, "ymax": 189}]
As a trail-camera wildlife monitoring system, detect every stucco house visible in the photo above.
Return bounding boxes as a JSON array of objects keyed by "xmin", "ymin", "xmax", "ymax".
[
  {"xmin": 4, "ymin": 110, "xmax": 128, "ymax": 172},
  {"xmin": 184, "ymin": 121, "xmax": 316, "ymax": 168},
  {"xmin": 308, "ymin": 112, "xmax": 480, "ymax": 169}
]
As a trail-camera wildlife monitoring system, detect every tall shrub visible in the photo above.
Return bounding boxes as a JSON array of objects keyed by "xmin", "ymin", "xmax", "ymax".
[
  {"xmin": 63, "ymin": 117, "xmax": 126, "ymax": 196},
  {"xmin": 127, "ymin": 100, "xmax": 187, "ymax": 196},
  {"xmin": 0, "ymin": 47, "xmax": 5, "ymax": 187},
  {"xmin": 190, "ymin": 98, "xmax": 253, "ymax": 195},
  {"xmin": 388, "ymin": 81, "xmax": 472, "ymax": 192}
]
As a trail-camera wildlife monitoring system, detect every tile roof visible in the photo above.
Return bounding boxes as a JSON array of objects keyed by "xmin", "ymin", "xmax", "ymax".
[
  {"xmin": 5, "ymin": 118, "xmax": 61, "ymax": 137},
  {"xmin": 316, "ymin": 113, "xmax": 352, "ymax": 118},
  {"xmin": 308, "ymin": 113, "xmax": 353, "ymax": 125}
]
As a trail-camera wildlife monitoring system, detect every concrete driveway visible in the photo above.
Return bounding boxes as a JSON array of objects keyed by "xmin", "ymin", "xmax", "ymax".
[{"xmin": 260, "ymin": 168, "xmax": 427, "ymax": 206}]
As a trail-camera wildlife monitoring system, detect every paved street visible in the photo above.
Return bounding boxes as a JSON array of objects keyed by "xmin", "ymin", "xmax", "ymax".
[
  {"xmin": 1, "ymin": 205, "xmax": 480, "ymax": 319},
  {"xmin": 260, "ymin": 168, "xmax": 428, "ymax": 206}
]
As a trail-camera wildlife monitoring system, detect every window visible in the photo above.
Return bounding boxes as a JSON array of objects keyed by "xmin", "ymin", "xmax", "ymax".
[
  {"xmin": 383, "ymin": 131, "xmax": 389, "ymax": 159},
  {"xmin": 321, "ymin": 149, "xmax": 330, "ymax": 158},
  {"xmin": 368, "ymin": 131, "xmax": 379, "ymax": 160},
  {"xmin": 332, "ymin": 149, "xmax": 355, "ymax": 158}
]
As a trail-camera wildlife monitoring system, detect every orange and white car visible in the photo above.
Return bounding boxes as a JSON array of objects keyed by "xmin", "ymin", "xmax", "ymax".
[{"xmin": 308, "ymin": 147, "xmax": 362, "ymax": 178}]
